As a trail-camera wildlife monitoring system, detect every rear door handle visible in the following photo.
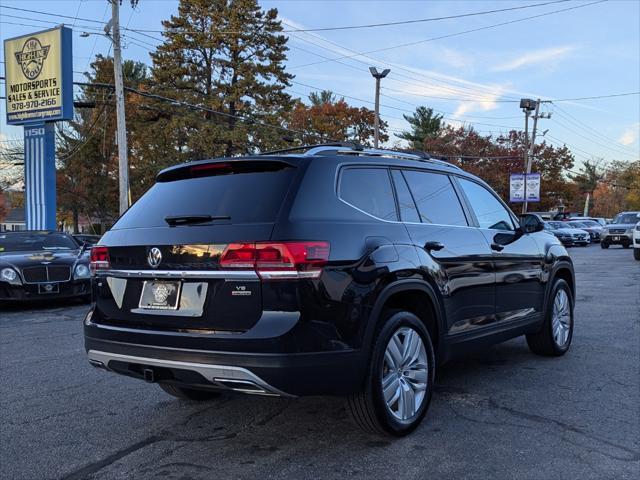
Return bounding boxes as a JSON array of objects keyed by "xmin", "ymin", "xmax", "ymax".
[
  {"xmin": 424, "ymin": 241, "xmax": 445, "ymax": 251},
  {"xmin": 490, "ymin": 243, "xmax": 505, "ymax": 252}
]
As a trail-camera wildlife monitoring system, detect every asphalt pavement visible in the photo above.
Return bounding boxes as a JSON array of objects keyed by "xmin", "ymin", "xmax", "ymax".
[{"xmin": 1, "ymin": 244, "xmax": 638, "ymax": 480}]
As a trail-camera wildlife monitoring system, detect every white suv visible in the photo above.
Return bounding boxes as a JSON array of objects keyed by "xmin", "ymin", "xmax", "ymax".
[{"xmin": 634, "ymin": 222, "xmax": 640, "ymax": 260}]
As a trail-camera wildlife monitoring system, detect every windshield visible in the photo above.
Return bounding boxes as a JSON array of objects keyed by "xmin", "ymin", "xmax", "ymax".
[
  {"xmin": 612, "ymin": 213, "xmax": 640, "ymax": 224},
  {"xmin": 0, "ymin": 232, "xmax": 78, "ymax": 253},
  {"xmin": 547, "ymin": 221, "xmax": 566, "ymax": 229},
  {"xmin": 568, "ymin": 221, "xmax": 589, "ymax": 228}
]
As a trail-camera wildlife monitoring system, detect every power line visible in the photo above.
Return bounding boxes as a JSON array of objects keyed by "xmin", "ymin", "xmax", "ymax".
[
  {"xmin": 551, "ymin": 92, "xmax": 640, "ymax": 102},
  {"xmin": 72, "ymin": 81, "xmax": 334, "ymax": 143},
  {"xmin": 290, "ymin": 0, "xmax": 607, "ymax": 69},
  {"xmin": 552, "ymin": 104, "xmax": 637, "ymax": 152},
  {"xmin": 276, "ymin": 1, "xmax": 571, "ymax": 32}
]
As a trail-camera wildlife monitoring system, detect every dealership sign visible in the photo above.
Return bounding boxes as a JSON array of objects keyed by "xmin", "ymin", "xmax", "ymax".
[
  {"xmin": 4, "ymin": 26, "xmax": 73, "ymax": 125},
  {"xmin": 3, "ymin": 26, "xmax": 73, "ymax": 230},
  {"xmin": 510, "ymin": 173, "xmax": 541, "ymax": 203}
]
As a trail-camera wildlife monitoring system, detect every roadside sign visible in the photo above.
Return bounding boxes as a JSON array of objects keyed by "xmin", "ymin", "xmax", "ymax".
[
  {"xmin": 510, "ymin": 174, "xmax": 525, "ymax": 202},
  {"xmin": 510, "ymin": 173, "xmax": 541, "ymax": 203},
  {"xmin": 4, "ymin": 26, "xmax": 73, "ymax": 125},
  {"xmin": 526, "ymin": 172, "xmax": 541, "ymax": 202}
]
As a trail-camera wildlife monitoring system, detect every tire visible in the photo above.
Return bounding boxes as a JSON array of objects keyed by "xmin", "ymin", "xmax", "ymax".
[
  {"xmin": 634, "ymin": 249, "xmax": 640, "ymax": 260},
  {"xmin": 346, "ymin": 309, "xmax": 435, "ymax": 436},
  {"xmin": 159, "ymin": 383, "xmax": 223, "ymax": 401},
  {"xmin": 526, "ymin": 279, "xmax": 574, "ymax": 356},
  {"xmin": 601, "ymin": 242, "xmax": 609, "ymax": 249}
]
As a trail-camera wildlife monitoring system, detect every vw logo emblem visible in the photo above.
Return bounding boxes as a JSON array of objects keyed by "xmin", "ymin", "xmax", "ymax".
[{"xmin": 147, "ymin": 247, "xmax": 162, "ymax": 268}]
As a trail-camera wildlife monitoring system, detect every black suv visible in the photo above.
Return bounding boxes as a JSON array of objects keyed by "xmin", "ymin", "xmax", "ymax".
[{"xmin": 85, "ymin": 144, "xmax": 575, "ymax": 436}]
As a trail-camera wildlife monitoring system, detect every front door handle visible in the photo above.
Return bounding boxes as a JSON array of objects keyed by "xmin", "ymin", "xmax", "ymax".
[
  {"xmin": 490, "ymin": 243, "xmax": 505, "ymax": 252},
  {"xmin": 424, "ymin": 241, "xmax": 445, "ymax": 251}
]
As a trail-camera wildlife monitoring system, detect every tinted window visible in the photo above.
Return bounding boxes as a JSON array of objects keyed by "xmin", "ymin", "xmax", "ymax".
[
  {"xmin": 402, "ymin": 170, "xmax": 467, "ymax": 226},
  {"xmin": 340, "ymin": 168, "xmax": 397, "ymax": 221},
  {"xmin": 391, "ymin": 170, "xmax": 420, "ymax": 223},
  {"xmin": 458, "ymin": 178, "xmax": 515, "ymax": 231},
  {"xmin": 114, "ymin": 164, "xmax": 296, "ymax": 229}
]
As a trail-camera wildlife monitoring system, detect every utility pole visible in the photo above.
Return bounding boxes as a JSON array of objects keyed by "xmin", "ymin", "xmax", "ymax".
[
  {"xmin": 107, "ymin": 0, "xmax": 130, "ymax": 216},
  {"xmin": 369, "ymin": 67, "xmax": 390, "ymax": 148},
  {"xmin": 519, "ymin": 98, "xmax": 550, "ymax": 214}
]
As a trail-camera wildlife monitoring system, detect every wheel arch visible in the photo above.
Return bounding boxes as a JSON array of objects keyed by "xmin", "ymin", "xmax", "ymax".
[
  {"xmin": 546, "ymin": 260, "xmax": 576, "ymax": 312},
  {"xmin": 364, "ymin": 279, "xmax": 445, "ymax": 361}
]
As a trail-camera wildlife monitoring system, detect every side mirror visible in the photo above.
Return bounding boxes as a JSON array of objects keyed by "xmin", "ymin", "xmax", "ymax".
[{"xmin": 520, "ymin": 214, "xmax": 544, "ymax": 234}]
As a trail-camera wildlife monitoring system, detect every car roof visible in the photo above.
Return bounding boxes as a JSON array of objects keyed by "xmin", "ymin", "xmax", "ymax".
[{"xmin": 157, "ymin": 145, "xmax": 479, "ymax": 183}]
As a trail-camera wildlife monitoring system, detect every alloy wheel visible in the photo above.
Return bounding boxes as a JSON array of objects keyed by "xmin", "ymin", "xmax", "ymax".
[
  {"xmin": 381, "ymin": 326, "xmax": 428, "ymax": 420},
  {"xmin": 551, "ymin": 289, "xmax": 572, "ymax": 347}
]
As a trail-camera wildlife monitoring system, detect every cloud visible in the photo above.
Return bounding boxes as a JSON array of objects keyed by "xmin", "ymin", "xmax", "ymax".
[
  {"xmin": 618, "ymin": 123, "xmax": 640, "ymax": 146},
  {"xmin": 493, "ymin": 45, "xmax": 577, "ymax": 72}
]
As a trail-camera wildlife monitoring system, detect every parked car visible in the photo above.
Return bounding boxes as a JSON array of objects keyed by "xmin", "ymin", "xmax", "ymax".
[
  {"xmin": 633, "ymin": 222, "xmax": 640, "ymax": 260},
  {"xmin": 0, "ymin": 231, "xmax": 91, "ymax": 302},
  {"xmin": 544, "ymin": 221, "xmax": 590, "ymax": 246},
  {"xmin": 73, "ymin": 234, "xmax": 102, "ymax": 247},
  {"xmin": 601, "ymin": 211, "xmax": 640, "ymax": 249},
  {"xmin": 84, "ymin": 144, "xmax": 576, "ymax": 436},
  {"xmin": 572, "ymin": 216, "xmax": 607, "ymax": 227},
  {"xmin": 565, "ymin": 220, "xmax": 602, "ymax": 243}
]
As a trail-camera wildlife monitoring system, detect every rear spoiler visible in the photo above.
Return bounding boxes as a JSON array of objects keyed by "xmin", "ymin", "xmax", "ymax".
[{"xmin": 156, "ymin": 158, "xmax": 296, "ymax": 182}]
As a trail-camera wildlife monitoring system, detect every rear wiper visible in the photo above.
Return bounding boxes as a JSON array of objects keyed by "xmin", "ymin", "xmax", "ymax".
[{"xmin": 164, "ymin": 215, "xmax": 231, "ymax": 226}]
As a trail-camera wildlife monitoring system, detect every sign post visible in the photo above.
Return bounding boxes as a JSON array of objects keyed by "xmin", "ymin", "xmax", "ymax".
[{"xmin": 4, "ymin": 26, "xmax": 73, "ymax": 230}]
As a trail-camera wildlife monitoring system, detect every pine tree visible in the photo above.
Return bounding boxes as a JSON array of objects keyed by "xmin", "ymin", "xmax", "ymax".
[
  {"xmin": 149, "ymin": 0, "xmax": 294, "ymax": 158},
  {"xmin": 396, "ymin": 106, "xmax": 443, "ymax": 150}
]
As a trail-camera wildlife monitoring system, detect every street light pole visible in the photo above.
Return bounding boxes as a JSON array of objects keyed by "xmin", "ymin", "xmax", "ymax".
[
  {"xmin": 109, "ymin": 0, "xmax": 130, "ymax": 216},
  {"xmin": 369, "ymin": 67, "xmax": 390, "ymax": 148},
  {"xmin": 519, "ymin": 98, "xmax": 536, "ymax": 214}
]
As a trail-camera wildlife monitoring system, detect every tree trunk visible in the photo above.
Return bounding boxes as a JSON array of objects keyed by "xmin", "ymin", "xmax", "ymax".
[{"xmin": 73, "ymin": 208, "xmax": 79, "ymax": 234}]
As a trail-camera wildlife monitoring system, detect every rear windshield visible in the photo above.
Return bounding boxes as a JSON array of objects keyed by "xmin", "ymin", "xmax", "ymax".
[{"xmin": 114, "ymin": 162, "xmax": 296, "ymax": 229}]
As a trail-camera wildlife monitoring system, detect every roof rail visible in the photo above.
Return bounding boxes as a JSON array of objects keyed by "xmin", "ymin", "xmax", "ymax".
[
  {"xmin": 259, "ymin": 142, "xmax": 363, "ymax": 156},
  {"xmin": 321, "ymin": 146, "xmax": 463, "ymax": 171}
]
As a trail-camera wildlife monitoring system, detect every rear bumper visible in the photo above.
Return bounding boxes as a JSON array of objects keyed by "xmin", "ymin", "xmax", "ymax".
[{"xmin": 84, "ymin": 322, "xmax": 366, "ymax": 397}]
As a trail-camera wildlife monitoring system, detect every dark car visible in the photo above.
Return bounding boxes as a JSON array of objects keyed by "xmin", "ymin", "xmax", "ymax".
[
  {"xmin": 543, "ymin": 221, "xmax": 589, "ymax": 246},
  {"xmin": 0, "ymin": 231, "xmax": 91, "ymax": 302},
  {"xmin": 85, "ymin": 144, "xmax": 576, "ymax": 436}
]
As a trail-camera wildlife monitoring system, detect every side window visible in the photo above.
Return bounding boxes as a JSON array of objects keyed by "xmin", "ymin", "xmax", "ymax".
[
  {"xmin": 391, "ymin": 170, "xmax": 420, "ymax": 223},
  {"xmin": 339, "ymin": 168, "xmax": 397, "ymax": 221},
  {"xmin": 402, "ymin": 170, "xmax": 468, "ymax": 226},
  {"xmin": 458, "ymin": 178, "xmax": 515, "ymax": 231}
]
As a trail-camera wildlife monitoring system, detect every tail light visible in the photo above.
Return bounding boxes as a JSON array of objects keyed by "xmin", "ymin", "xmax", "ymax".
[
  {"xmin": 220, "ymin": 242, "xmax": 330, "ymax": 279},
  {"xmin": 90, "ymin": 246, "xmax": 110, "ymax": 274}
]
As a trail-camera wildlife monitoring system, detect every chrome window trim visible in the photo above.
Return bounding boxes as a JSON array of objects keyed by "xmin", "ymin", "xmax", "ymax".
[{"xmin": 96, "ymin": 269, "xmax": 258, "ymax": 280}]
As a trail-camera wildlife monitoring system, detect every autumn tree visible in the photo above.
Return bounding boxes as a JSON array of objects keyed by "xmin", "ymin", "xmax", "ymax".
[
  {"xmin": 396, "ymin": 106, "xmax": 443, "ymax": 150},
  {"xmin": 287, "ymin": 92, "xmax": 388, "ymax": 145},
  {"xmin": 423, "ymin": 126, "xmax": 576, "ymax": 210},
  {"xmin": 56, "ymin": 55, "xmax": 148, "ymax": 232},
  {"xmin": 149, "ymin": 0, "xmax": 293, "ymax": 158}
]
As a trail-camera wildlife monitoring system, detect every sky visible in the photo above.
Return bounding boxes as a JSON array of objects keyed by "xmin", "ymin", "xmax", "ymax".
[{"xmin": 1, "ymin": 0, "xmax": 639, "ymax": 168}]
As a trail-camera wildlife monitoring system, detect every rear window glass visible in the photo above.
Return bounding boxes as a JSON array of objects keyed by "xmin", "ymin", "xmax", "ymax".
[
  {"xmin": 114, "ymin": 163, "xmax": 296, "ymax": 229},
  {"xmin": 339, "ymin": 168, "xmax": 397, "ymax": 221}
]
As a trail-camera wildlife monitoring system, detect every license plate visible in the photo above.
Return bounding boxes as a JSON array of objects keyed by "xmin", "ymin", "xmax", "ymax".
[
  {"xmin": 612, "ymin": 236, "xmax": 620, "ymax": 241},
  {"xmin": 139, "ymin": 281, "xmax": 181, "ymax": 310},
  {"xmin": 38, "ymin": 283, "xmax": 59, "ymax": 294}
]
